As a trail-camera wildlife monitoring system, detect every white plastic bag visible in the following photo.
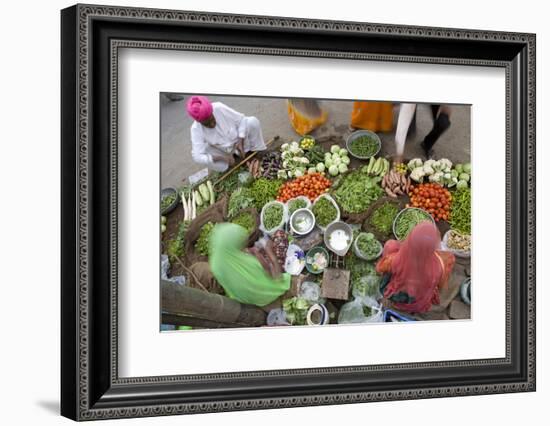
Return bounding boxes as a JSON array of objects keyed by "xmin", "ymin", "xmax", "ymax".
[
  {"xmin": 338, "ymin": 296, "xmax": 383, "ymax": 324},
  {"xmin": 441, "ymin": 230, "xmax": 470, "ymax": 258},
  {"xmin": 260, "ymin": 200, "xmax": 288, "ymax": 235},
  {"xmin": 160, "ymin": 254, "xmax": 186, "ymax": 286}
]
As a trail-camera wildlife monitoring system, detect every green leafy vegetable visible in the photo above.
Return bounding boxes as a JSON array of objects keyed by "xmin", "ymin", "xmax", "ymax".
[
  {"xmin": 166, "ymin": 220, "xmax": 189, "ymax": 261},
  {"xmin": 356, "ymin": 233, "xmax": 382, "ymax": 259},
  {"xmin": 161, "ymin": 192, "xmax": 176, "ymax": 211},
  {"xmin": 227, "ymin": 187, "xmax": 255, "ymax": 218},
  {"xmin": 312, "ymin": 197, "xmax": 338, "ymax": 227},
  {"xmin": 231, "ymin": 212, "xmax": 255, "ymax": 234},
  {"xmin": 195, "ymin": 222, "xmax": 215, "ymax": 256},
  {"xmin": 369, "ymin": 202, "xmax": 399, "ymax": 235},
  {"xmin": 332, "ymin": 171, "xmax": 383, "ymax": 213},
  {"xmin": 282, "ymin": 297, "xmax": 312, "ymax": 325},
  {"xmin": 288, "ymin": 198, "xmax": 307, "ymax": 215}
]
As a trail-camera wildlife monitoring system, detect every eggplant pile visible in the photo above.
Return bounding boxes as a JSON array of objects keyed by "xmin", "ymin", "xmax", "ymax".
[{"xmin": 260, "ymin": 152, "xmax": 282, "ymax": 179}]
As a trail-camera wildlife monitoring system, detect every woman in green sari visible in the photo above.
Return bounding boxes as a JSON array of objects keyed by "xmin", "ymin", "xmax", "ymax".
[{"xmin": 209, "ymin": 223, "xmax": 290, "ymax": 307}]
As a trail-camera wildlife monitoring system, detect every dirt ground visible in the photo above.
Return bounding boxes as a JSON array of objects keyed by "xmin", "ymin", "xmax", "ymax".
[{"xmin": 160, "ymin": 94, "xmax": 470, "ymax": 188}]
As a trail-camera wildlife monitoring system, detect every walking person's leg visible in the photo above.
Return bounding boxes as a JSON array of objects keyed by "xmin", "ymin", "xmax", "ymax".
[
  {"xmin": 420, "ymin": 105, "xmax": 452, "ymax": 158},
  {"xmin": 394, "ymin": 103, "xmax": 417, "ymax": 163}
]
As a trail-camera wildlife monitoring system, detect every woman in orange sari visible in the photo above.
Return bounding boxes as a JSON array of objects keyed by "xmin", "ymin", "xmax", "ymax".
[
  {"xmin": 350, "ymin": 101, "xmax": 393, "ymax": 132},
  {"xmin": 375, "ymin": 222, "xmax": 455, "ymax": 313}
]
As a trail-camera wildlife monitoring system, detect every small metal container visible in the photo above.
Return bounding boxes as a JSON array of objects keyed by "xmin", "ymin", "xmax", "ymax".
[{"xmin": 289, "ymin": 208, "xmax": 315, "ymax": 236}]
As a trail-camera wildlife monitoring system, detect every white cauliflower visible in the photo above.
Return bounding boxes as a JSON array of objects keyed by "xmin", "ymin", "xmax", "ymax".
[
  {"xmin": 408, "ymin": 158, "xmax": 423, "ymax": 171},
  {"xmin": 281, "ymin": 143, "xmax": 289, "ymax": 151},
  {"xmin": 428, "ymin": 171, "xmax": 444, "ymax": 183},
  {"xmin": 410, "ymin": 167, "xmax": 426, "ymax": 182},
  {"xmin": 439, "ymin": 158, "xmax": 453, "ymax": 171},
  {"xmin": 423, "ymin": 164, "xmax": 435, "ymax": 175}
]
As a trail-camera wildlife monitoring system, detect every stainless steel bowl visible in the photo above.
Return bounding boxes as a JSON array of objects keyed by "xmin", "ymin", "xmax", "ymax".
[
  {"xmin": 324, "ymin": 221, "xmax": 354, "ymax": 256},
  {"xmin": 289, "ymin": 208, "xmax": 315, "ymax": 235}
]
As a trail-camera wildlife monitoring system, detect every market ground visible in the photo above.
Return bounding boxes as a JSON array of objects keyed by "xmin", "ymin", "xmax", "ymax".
[{"xmin": 160, "ymin": 94, "xmax": 471, "ymax": 188}]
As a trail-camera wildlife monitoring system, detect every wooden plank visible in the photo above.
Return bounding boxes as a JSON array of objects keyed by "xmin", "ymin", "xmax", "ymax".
[{"xmin": 161, "ymin": 280, "xmax": 266, "ymax": 327}]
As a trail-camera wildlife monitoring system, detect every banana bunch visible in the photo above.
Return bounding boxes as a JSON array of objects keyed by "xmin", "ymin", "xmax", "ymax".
[{"xmin": 362, "ymin": 156, "xmax": 390, "ymax": 177}]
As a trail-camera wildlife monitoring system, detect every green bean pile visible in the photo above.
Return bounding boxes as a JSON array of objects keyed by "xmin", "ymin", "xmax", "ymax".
[
  {"xmin": 263, "ymin": 204, "xmax": 283, "ymax": 231},
  {"xmin": 349, "ymin": 134, "xmax": 379, "ymax": 158},
  {"xmin": 394, "ymin": 208, "xmax": 432, "ymax": 240}
]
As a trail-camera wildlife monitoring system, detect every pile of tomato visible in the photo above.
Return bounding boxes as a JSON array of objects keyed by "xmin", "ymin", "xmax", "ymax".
[
  {"xmin": 407, "ymin": 183, "xmax": 452, "ymax": 222},
  {"xmin": 277, "ymin": 173, "xmax": 331, "ymax": 202}
]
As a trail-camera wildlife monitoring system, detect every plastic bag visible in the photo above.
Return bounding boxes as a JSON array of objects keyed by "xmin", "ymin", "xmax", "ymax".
[
  {"xmin": 351, "ymin": 273, "xmax": 381, "ymax": 299},
  {"xmin": 160, "ymin": 254, "xmax": 186, "ymax": 286},
  {"xmin": 299, "ymin": 281, "xmax": 324, "ymax": 303},
  {"xmin": 284, "ymin": 244, "xmax": 306, "ymax": 275},
  {"xmin": 441, "ymin": 230, "xmax": 470, "ymax": 258},
  {"xmin": 338, "ymin": 296, "xmax": 383, "ymax": 324},
  {"xmin": 238, "ymin": 170, "xmax": 254, "ymax": 187},
  {"xmin": 266, "ymin": 308, "xmax": 290, "ymax": 326},
  {"xmin": 260, "ymin": 200, "xmax": 288, "ymax": 235}
]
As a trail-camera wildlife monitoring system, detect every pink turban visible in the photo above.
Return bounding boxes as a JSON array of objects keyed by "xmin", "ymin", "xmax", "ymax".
[{"xmin": 186, "ymin": 96, "xmax": 213, "ymax": 122}]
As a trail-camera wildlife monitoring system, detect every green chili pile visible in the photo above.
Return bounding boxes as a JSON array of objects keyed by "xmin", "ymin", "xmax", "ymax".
[
  {"xmin": 249, "ymin": 178, "xmax": 283, "ymax": 210},
  {"xmin": 449, "ymin": 188, "xmax": 471, "ymax": 234}
]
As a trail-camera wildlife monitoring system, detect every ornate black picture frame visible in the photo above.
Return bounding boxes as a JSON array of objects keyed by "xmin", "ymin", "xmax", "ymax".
[{"xmin": 61, "ymin": 4, "xmax": 536, "ymax": 421}]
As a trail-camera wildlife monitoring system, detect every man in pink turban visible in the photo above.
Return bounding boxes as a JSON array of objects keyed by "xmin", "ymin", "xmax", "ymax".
[{"xmin": 186, "ymin": 95, "xmax": 266, "ymax": 172}]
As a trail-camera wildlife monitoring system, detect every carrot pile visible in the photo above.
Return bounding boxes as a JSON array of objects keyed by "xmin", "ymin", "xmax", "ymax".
[
  {"xmin": 407, "ymin": 183, "xmax": 452, "ymax": 222},
  {"xmin": 277, "ymin": 173, "xmax": 331, "ymax": 202}
]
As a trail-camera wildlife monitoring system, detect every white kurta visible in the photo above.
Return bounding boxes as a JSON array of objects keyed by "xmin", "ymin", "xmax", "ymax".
[{"xmin": 190, "ymin": 102, "xmax": 266, "ymax": 172}]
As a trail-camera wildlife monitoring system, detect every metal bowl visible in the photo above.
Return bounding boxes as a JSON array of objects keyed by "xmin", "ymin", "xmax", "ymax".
[
  {"xmin": 324, "ymin": 221, "xmax": 354, "ymax": 256},
  {"xmin": 161, "ymin": 187, "xmax": 180, "ymax": 215},
  {"xmin": 346, "ymin": 129, "xmax": 381, "ymax": 160},
  {"xmin": 305, "ymin": 246, "xmax": 330, "ymax": 274},
  {"xmin": 290, "ymin": 208, "xmax": 315, "ymax": 235}
]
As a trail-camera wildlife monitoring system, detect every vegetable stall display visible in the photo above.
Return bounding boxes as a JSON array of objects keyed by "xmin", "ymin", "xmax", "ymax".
[{"xmin": 160, "ymin": 133, "xmax": 471, "ymax": 329}]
